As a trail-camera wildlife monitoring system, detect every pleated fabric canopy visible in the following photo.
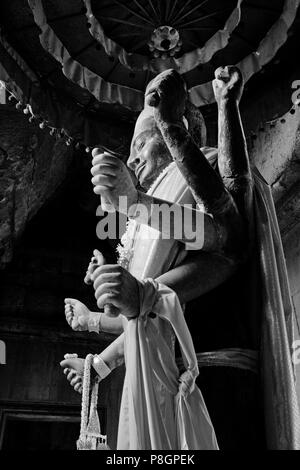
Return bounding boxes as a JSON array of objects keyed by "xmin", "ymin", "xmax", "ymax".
[{"xmin": 0, "ymin": 0, "xmax": 299, "ymax": 149}]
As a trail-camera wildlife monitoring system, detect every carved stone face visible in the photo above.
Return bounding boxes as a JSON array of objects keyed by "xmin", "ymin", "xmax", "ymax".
[{"xmin": 127, "ymin": 115, "xmax": 172, "ymax": 190}]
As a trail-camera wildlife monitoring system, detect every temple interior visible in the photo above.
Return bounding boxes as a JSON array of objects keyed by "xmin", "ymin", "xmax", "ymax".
[{"xmin": 0, "ymin": 0, "xmax": 300, "ymax": 450}]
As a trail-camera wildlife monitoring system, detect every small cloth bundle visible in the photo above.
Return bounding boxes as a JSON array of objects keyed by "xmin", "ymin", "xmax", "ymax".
[{"xmin": 77, "ymin": 353, "xmax": 109, "ymax": 450}]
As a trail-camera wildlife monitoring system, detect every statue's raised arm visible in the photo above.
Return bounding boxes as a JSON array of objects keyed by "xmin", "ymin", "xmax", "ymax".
[
  {"xmin": 213, "ymin": 66, "xmax": 253, "ymax": 230},
  {"xmin": 144, "ymin": 68, "xmax": 247, "ymax": 259}
]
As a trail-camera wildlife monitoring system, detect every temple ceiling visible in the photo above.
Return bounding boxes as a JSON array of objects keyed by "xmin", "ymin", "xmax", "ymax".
[{"xmin": 0, "ymin": 0, "xmax": 299, "ymax": 151}]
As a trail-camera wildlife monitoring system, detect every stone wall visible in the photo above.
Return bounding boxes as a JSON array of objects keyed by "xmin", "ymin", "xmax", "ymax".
[
  {"xmin": 248, "ymin": 106, "xmax": 300, "ymax": 236},
  {"xmin": 0, "ymin": 104, "xmax": 74, "ymax": 268}
]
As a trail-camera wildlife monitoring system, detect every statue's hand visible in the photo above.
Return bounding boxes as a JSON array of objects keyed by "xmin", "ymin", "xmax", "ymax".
[
  {"xmin": 91, "ymin": 150, "xmax": 138, "ymax": 213},
  {"xmin": 213, "ymin": 66, "xmax": 244, "ymax": 104},
  {"xmin": 84, "ymin": 249, "xmax": 104, "ymax": 285},
  {"xmin": 60, "ymin": 357, "xmax": 85, "ymax": 394},
  {"xmin": 92, "ymin": 264, "xmax": 140, "ymax": 319},
  {"xmin": 64, "ymin": 298, "xmax": 90, "ymax": 331},
  {"xmin": 85, "ymin": 249, "xmax": 120, "ymax": 318},
  {"xmin": 145, "ymin": 68, "xmax": 187, "ymax": 124}
]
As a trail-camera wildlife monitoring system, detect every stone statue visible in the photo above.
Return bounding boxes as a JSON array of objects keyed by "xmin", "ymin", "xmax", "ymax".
[{"xmin": 60, "ymin": 66, "xmax": 299, "ymax": 449}]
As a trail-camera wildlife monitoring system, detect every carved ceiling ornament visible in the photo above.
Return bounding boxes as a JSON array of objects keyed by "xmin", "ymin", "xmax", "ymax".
[
  {"xmin": 83, "ymin": 0, "xmax": 244, "ymax": 74},
  {"xmin": 25, "ymin": 0, "xmax": 300, "ymax": 110}
]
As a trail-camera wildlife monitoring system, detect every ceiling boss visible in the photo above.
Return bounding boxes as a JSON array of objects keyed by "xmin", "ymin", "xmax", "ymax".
[{"xmin": 148, "ymin": 25, "xmax": 182, "ymax": 59}]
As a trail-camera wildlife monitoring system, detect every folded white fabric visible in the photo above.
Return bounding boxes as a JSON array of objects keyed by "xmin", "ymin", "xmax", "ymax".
[{"xmin": 117, "ymin": 278, "xmax": 219, "ymax": 450}]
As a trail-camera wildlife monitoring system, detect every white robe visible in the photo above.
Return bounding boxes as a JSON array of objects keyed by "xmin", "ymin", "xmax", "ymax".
[{"xmin": 117, "ymin": 155, "xmax": 219, "ymax": 450}]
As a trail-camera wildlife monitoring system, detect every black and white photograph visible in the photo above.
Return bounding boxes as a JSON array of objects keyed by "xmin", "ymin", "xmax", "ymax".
[{"xmin": 0, "ymin": 0, "xmax": 300, "ymax": 454}]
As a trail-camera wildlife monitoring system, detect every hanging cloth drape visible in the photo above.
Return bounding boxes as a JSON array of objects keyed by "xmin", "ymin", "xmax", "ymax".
[
  {"xmin": 117, "ymin": 279, "xmax": 219, "ymax": 450},
  {"xmin": 206, "ymin": 151, "xmax": 300, "ymax": 449},
  {"xmin": 253, "ymin": 168, "xmax": 300, "ymax": 449}
]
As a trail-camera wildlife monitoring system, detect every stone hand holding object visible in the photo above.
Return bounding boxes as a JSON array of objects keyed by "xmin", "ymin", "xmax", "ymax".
[
  {"xmin": 212, "ymin": 65, "xmax": 244, "ymax": 104},
  {"xmin": 60, "ymin": 353, "xmax": 85, "ymax": 394},
  {"xmin": 91, "ymin": 149, "xmax": 138, "ymax": 214},
  {"xmin": 92, "ymin": 264, "xmax": 140, "ymax": 320},
  {"xmin": 85, "ymin": 249, "xmax": 119, "ymax": 318},
  {"xmin": 64, "ymin": 298, "xmax": 91, "ymax": 331},
  {"xmin": 145, "ymin": 68, "xmax": 187, "ymax": 124}
]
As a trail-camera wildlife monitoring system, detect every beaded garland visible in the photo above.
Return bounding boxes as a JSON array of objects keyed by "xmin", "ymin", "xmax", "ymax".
[
  {"xmin": 77, "ymin": 354, "xmax": 109, "ymax": 450},
  {"xmin": 116, "ymin": 162, "xmax": 174, "ymax": 270}
]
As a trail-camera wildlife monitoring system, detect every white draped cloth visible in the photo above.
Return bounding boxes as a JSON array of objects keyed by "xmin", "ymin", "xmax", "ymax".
[
  {"xmin": 116, "ymin": 152, "xmax": 218, "ymax": 450},
  {"xmin": 117, "ymin": 279, "xmax": 218, "ymax": 450}
]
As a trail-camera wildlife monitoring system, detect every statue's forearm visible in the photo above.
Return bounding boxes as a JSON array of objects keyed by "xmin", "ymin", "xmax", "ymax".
[
  {"xmin": 157, "ymin": 250, "xmax": 238, "ymax": 304},
  {"xmin": 151, "ymin": 120, "xmax": 245, "ymax": 257},
  {"xmin": 157, "ymin": 120, "xmax": 235, "ymax": 217},
  {"xmin": 218, "ymin": 99, "xmax": 250, "ymax": 176},
  {"xmin": 217, "ymin": 99, "xmax": 253, "ymax": 220},
  {"xmin": 98, "ymin": 332, "xmax": 125, "ymax": 371},
  {"xmin": 91, "ymin": 311, "xmax": 123, "ymax": 335}
]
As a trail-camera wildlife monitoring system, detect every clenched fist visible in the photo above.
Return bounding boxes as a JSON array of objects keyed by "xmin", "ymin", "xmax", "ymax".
[
  {"xmin": 91, "ymin": 264, "xmax": 140, "ymax": 319},
  {"xmin": 213, "ymin": 66, "xmax": 244, "ymax": 105},
  {"xmin": 145, "ymin": 68, "xmax": 187, "ymax": 124},
  {"xmin": 91, "ymin": 151, "xmax": 138, "ymax": 213},
  {"xmin": 60, "ymin": 356, "xmax": 85, "ymax": 394},
  {"xmin": 64, "ymin": 298, "xmax": 90, "ymax": 331}
]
